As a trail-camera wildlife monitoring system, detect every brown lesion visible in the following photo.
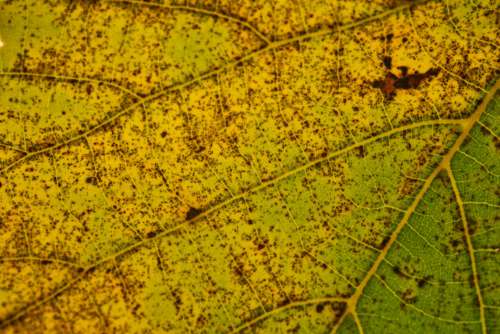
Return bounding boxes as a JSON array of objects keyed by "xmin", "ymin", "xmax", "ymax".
[
  {"xmin": 185, "ymin": 207, "xmax": 203, "ymax": 220},
  {"xmin": 372, "ymin": 56, "xmax": 439, "ymax": 99}
]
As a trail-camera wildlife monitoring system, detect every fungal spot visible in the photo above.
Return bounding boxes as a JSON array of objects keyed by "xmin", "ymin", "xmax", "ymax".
[
  {"xmin": 469, "ymin": 274, "xmax": 477, "ymax": 288},
  {"xmin": 372, "ymin": 72, "xmax": 398, "ymax": 98},
  {"xmin": 383, "ymin": 56, "xmax": 392, "ymax": 69},
  {"xmin": 331, "ymin": 302, "xmax": 347, "ymax": 317},
  {"xmin": 85, "ymin": 176, "xmax": 98, "ymax": 185},
  {"xmin": 393, "ymin": 266, "xmax": 407, "ymax": 278},
  {"xmin": 401, "ymin": 288, "xmax": 417, "ymax": 304},
  {"xmin": 186, "ymin": 207, "xmax": 202, "ymax": 220},
  {"xmin": 372, "ymin": 67, "xmax": 439, "ymax": 99},
  {"xmin": 379, "ymin": 236, "xmax": 390, "ymax": 248},
  {"xmin": 86, "ymin": 266, "xmax": 97, "ymax": 274},
  {"xmin": 450, "ymin": 238, "xmax": 461, "ymax": 248},
  {"xmin": 316, "ymin": 303, "xmax": 325, "ymax": 313},
  {"xmin": 417, "ymin": 277, "xmax": 429, "ymax": 288},
  {"xmin": 194, "ymin": 145, "xmax": 205, "ymax": 153},
  {"xmin": 356, "ymin": 146, "xmax": 365, "ymax": 158},
  {"xmin": 397, "ymin": 66, "xmax": 408, "ymax": 77}
]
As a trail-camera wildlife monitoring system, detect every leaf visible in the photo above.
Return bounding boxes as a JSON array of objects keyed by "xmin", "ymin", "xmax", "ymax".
[{"xmin": 0, "ymin": 0, "xmax": 498, "ymax": 333}]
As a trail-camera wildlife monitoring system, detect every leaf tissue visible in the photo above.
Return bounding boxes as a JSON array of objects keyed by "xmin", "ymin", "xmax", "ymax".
[{"xmin": 0, "ymin": 0, "xmax": 498, "ymax": 333}]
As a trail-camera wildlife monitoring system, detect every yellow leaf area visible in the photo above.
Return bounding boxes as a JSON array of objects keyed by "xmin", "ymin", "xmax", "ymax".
[{"xmin": 0, "ymin": 0, "xmax": 498, "ymax": 333}]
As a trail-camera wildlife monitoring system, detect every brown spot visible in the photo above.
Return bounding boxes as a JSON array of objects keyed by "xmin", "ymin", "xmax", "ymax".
[
  {"xmin": 394, "ymin": 68, "xmax": 439, "ymax": 89},
  {"xmin": 186, "ymin": 207, "xmax": 202, "ymax": 220},
  {"xmin": 356, "ymin": 146, "xmax": 365, "ymax": 158},
  {"xmin": 172, "ymin": 289, "xmax": 182, "ymax": 311},
  {"xmin": 316, "ymin": 303, "xmax": 325, "ymax": 313},
  {"xmin": 397, "ymin": 66, "xmax": 409, "ymax": 77},
  {"xmin": 196, "ymin": 315, "xmax": 207, "ymax": 326},
  {"xmin": 372, "ymin": 67, "xmax": 439, "ymax": 99},
  {"xmin": 86, "ymin": 266, "xmax": 96, "ymax": 274},
  {"xmin": 379, "ymin": 236, "xmax": 390, "ymax": 248},
  {"xmin": 393, "ymin": 266, "xmax": 406, "ymax": 278},
  {"xmin": 469, "ymin": 274, "xmax": 477, "ymax": 288},
  {"xmin": 372, "ymin": 72, "xmax": 398, "ymax": 98},
  {"xmin": 491, "ymin": 135, "xmax": 500, "ymax": 149},
  {"xmin": 85, "ymin": 176, "xmax": 98, "ymax": 185},
  {"xmin": 383, "ymin": 56, "xmax": 392, "ymax": 69},
  {"xmin": 417, "ymin": 276, "xmax": 430, "ymax": 288},
  {"xmin": 450, "ymin": 238, "xmax": 461, "ymax": 248},
  {"xmin": 468, "ymin": 219, "xmax": 478, "ymax": 235},
  {"xmin": 194, "ymin": 145, "xmax": 205, "ymax": 153},
  {"xmin": 331, "ymin": 302, "xmax": 347, "ymax": 317},
  {"xmin": 402, "ymin": 288, "xmax": 417, "ymax": 303}
]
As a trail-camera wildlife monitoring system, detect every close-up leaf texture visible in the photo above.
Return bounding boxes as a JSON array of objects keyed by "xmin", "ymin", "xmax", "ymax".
[{"xmin": 0, "ymin": 0, "xmax": 498, "ymax": 333}]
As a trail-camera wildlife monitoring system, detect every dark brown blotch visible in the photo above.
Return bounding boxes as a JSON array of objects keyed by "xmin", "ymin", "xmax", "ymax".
[
  {"xmin": 85, "ymin": 176, "xmax": 98, "ymax": 185},
  {"xmin": 186, "ymin": 207, "xmax": 202, "ymax": 220},
  {"xmin": 383, "ymin": 56, "xmax": 392, "ymax": 69},
  {"xmin": 372, "ymin": 66, "xmax": 439, "ymax": 99},
  {"xmin": 316, "ymin": 303, "xmax": 325, "ymax": 313}
]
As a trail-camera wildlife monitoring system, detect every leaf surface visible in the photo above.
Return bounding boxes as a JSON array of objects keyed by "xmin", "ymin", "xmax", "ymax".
[{"xmin": 0, "ymin": 0, "xmax": 498, "ymax": 333}]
